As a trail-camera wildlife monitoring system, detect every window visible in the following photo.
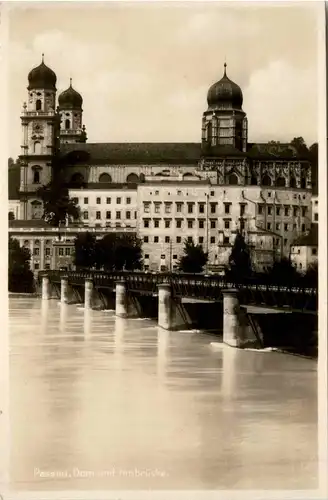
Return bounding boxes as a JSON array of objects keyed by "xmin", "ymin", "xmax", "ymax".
[
  {"xmin": 59, "ymin": 248, "xmax": 64, "ymax": 256},
  {"xmin": 187, "ymin": 236, "xmax": 193, "ymax": 243},
  {"xmin": 83, "ymin": 211, "xmax": 88, "ymax": 219},
  {"xmin": 210, "ymin": 236, "xmax": 215, "ymax": 244},
  {"xmin": 176, "ymin": 220, "xmax": 182, "ymax": 228},
  {"xmin": 144, "ymin": 202, "xmax": 150, "ymax": 213},
  {"xmin": 126, "ymin": 198, "xmax": 131, "ymax": 204},
  {"xmin": 188, "ymin": 220, "xmax": 193, "ymax": 229},
  {"xmin": 199, "ymin": 220, "xmax": 204, "ymax": 229},
  {"xmin": 187, "ymin": 203, "xmax": 193, "ymax": 214},
  {"xmin": 228, "ymin": 173, "xmax": 238, "ymax": 185},
  {"xmin": 161, "ymin": 254, "xmax": 165, "ymax": 259},
  {"xmin": 301, "ymin": 224, "xmax": 305, "ymax": 232},
  {"xmin": 210, "ymin": 220, "xmax": 216, "ymax": 229},
  {"xmin": 276, "ymin": 223, "xmax": 280, "ymax": 231},
  {"xmin": 154, "ymin": 220, "xmax": 160, "ymax": 228},
  {"xmin": 165, "ymin": 220, "xmax": 171, "ymax": 228},
  {"xmin": 267, "ymin": 206, "xmax": 272, "ymax": 215},
  {"xmin": 177, "ymin": 190, "xmax": 182, "ymax": 195},
  {"xmin": 116, "ymin": 211, "xmax": 121, "ymax": 219},
  {"xmin": 199, "ymin": 204, "xmax": 205, "ymax": 214},
  {"xmin": 127, "ymin": 173, "xmax": 139, "ymax": 184},
  {"xmin": 33, "ymin": 170, "xmax": 40, "ymax": 184},
  {"xmin": 315, "ymin": 200, "xmax": 318, "ymax": 206},
  {"xmin": 65, "ymin": 248, "xmax": 71, "ymax": 256},
  {"xmin": 72, "ymin": 197, "xmax": 78, "ymax": 204},
  {"xmin": 210, "ymin": 203, "xmax": 216, "ymax": 214},
  {"xmin": 276, "ymin": 177, "xmax": 286, "ymax": 187},
  {"xmin": 240, "ymin": 204, "xmax": 246, "ymax": 216},
  {"xmin": 176, "ymin": 203, "xmax": 182, "ymax": 212},
  {"xmin": 155, "ymin": 190, "xmax": 159, "ymax": 195},
  {"xmin": 199, "ymin": 236, "xmax": 204, "ymax": 243},
  {"xmin": 45, "ymin": 248, "xmax": 51, "ymax": 256},
  {"xmin": 224, "ymin": 220, "xmax": 230, "ymax": 229},
  {"xmin": 284, "ymin": 207, "xmax": 289, "ymax": 216},
  {"xmin": 117, "ymin": 197, "xmax": 121, "ymax": 204},
  {"xmin": 224, "ymin": 203, "xmax": 230, "ymax": 214},
  {"xmin": 261, "ymin": 174, "xmax": 271, "ymax": 186},
  {"xmin": 210, "ymin": 191, "xmax": 215, "ymax": 196},
  {"xmin": 177, "ymin": 236, "xmax": 181, "ymax": 243},
  {"xmin": 314, "ymin": 213, "xmax": 318, "ymax": 221},
  {"xmin": 267, "ymin": 223, "xmax": 272, "ymax": 230},
  {"xmin": 33, "ymin": 248, "xmax": 39, "ymax": 256},
  {"xmin": 144, "ymin": 236, "xmax": 149, "ymax": 243},
  {"xmin": 36, "ymin": 99, "xmax": 42, "ymax": 111},
  {"xmin": 290, "ymin": 177, "xmax": 297, "ymax": 188},
  {"xmin": 106, "ymin": 211, "xmax": 111, "ymax": 219},
  {"xmin": 165, "ymin": 236, "xmax": 170, "ymax": 243},
  {"xmin": 293, "ymin": 224, "xmax": 297, "ymax": 230},
  {"xmin": 312, "ymin": 248, "xmax": 317, "ymax": 255},
  {"xmin": 145, "ymin": 254, "xmax": 149, "ymax": 259},
  {"xmin": 34, "ymin": 142, "xmax": 41, "ymax": 154},
  {"xmin": 223, "ymin": 236, "xmax": 230, "ymax": 244},
  {"xmin": 96, "ymin": 197, "xmax": 101, "ymax": 204},
  {"xmin": 154, "ymin": 236, "xmax": 159, "ymax": 243},
  {"xmin": 302, "ymin": 207, "xmax": 307, "ymax": 217},
  {"xmin": 173, "ymin": 254, "xmax": 177, "ymax": 260},
  {"xmin": 106, "ymin": 197, "xmax": 111, "ymax": 204},
  {"xmin": 134, "ymin": 212, "xmax": 137, "ymax": 219},
  {"xmin": 284, "ymin": 223, "xmax": 288, "ymax": 231},
  {"xmin": 34, "ymin": 263, "xmax": 40, "ymax": 270},
  {"xmin": 45, "ymin": 264, "xmax": 50, "ymax": 270},
  {"xmin": 293, "ymin": 207, "xmax": 298, "ymax": 217},
  {"xmin": 144, "ymin": 219, "xmax": 149, "ymax": 228},
  {"xmin": 84, "ymin": 197, "xmax": 88, "ymax": 204},
  {"xmin": 258, "ymin": 205, "xmax": 263, "ymax": 215},
  {"xmin": 276, "ymin": 207, "xmax": 281, "ymax": 216},
  {"xmin": 126, "ymin": 211, "xmax": 131, "ymax": 219},
  {"xmin": 154, "ymin": 203, "xmax": 160, "ymax": 213},
  {"xmin": 99, "ymin": 173, "xmax": 112, "ymax": 183},
  {"xmin": 164, "ymin": 203, "xmax": 171, "ymax": 214},
  {"xmin": 96, "ymin": 211, "xmax": 101, "ymax": 220},
  {"xmin": 284, "ymin": 239, "xmax": 288, "ymax": 246}
]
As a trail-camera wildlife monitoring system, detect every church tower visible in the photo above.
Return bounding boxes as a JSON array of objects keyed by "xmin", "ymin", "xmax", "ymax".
[
  {"xmin": 19, "ymin": 55, "xmax": 58, "ymax": 220},
  {"xmin": 58, "ymin": 79, "xmax": 87, "ymax": 144},
  {"xmin": 201, "ymin": 63, "xmax": 248, "ymax": 152}
]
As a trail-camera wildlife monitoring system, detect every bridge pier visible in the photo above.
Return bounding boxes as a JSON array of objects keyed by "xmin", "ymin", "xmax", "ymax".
[
  {"xmin": 115, "ymin": 280, "xmax": 140, "ymax": 318},
  {"xmin": 85, "ymin": 278, "xmax": 94, "ymax": 309},
  {"xmin": 41, "ymin": 275, "xmax": 50, "ymax": 300},
  {"xmin": 223, "ymin": 289, "xmax": 244, "ymax": 347},
  {"xmin": 61, "ymin": 278, "xmax": 69, "ymax": 304},
  {"xmin": 158, "ymin": 283, "xmax": 191, "ymax": 331}
]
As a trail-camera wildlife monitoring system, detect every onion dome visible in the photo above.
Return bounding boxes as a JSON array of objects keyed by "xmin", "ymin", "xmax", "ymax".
[
  {"xmin": 27, "ymin": 54, "xmax": 57, "ymax": 91},
  {"xmin": 58, "ymin": 79, "xmax": 83, "ymax": 110},
  {"xmin": 207, "ymin": 63, "xmax": 243, "ymax": 110}
]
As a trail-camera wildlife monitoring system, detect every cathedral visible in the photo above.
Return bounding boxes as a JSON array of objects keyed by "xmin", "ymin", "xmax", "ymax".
[{"xmin": 9, "ymin": 56, "xmax": 314, "ymax": 272}]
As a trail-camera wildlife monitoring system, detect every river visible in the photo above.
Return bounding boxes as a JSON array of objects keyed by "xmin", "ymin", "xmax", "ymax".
[{"xmin": 9, "ymin": 297, "xmax": 318, "ymax": 490}]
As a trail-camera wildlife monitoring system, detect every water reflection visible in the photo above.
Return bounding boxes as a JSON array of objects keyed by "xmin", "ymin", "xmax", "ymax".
[{"xmin": 10, "ymin": 298, "xmax": 318, "ymax": 490}]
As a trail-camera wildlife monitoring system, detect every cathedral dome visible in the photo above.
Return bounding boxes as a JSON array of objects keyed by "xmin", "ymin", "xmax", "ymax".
[
  {"xmin": 27, "ymin": 55, "xmax": 57, "ymax": 91},
  {"xmin": 207, "ymin": 64, "xmax": 243, "ymax": 110},
  {"xmin": 58, "ymin": 79, "xmax": 83, "ymax": 109}
]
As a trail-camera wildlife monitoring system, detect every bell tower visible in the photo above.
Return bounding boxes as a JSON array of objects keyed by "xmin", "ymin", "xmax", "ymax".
[
  {"xmin": 58, "ymin": 79, "xmax": 87, "ymax": 144},
  {"xmin": 19, "ymin": 55, "xmax": 58, "ymax": 220}
]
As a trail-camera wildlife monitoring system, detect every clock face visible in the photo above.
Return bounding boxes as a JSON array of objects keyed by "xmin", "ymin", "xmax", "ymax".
[{"xmin": 33, "ymin": 122, "xmax": 44, "ymax": 133}]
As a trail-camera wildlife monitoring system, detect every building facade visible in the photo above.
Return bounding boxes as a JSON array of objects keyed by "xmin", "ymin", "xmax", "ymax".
[{"xmin": 9, "ymin": 57, "xmax": 315, "ymax": 273}]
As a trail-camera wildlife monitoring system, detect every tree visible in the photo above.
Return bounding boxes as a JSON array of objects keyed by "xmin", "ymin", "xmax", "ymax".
[
  {"xmin": 266, "ymin": 257, "xmax": 300, "ymax": 285},
  {"xmin": 290, "ymin": 137, "xmax": 309, "ymax": 157},
  {"xmin": 9, "ymin": 237, "xmax": 34, "ymax": 292},
  {"xmin": 303, "ymin": 261, "xmax": 318, "ymax": 287},
  {"xmin": 73, "ymin": 232, "xmax": 97, "ymax": 269},
  {"xmin": 178, "ymin": 239, "xmax": 208, "ymax": 273},
  {"xmin": 37, "ymin": 180, "xmax": 80, "ymax": 227},
  {"xmin": 96, "ymin": 233, "xmax": 143, "ymax": 271},
  {"xmin": 226, "ymin": 231, "xmax": 252, "ymax": 281}
]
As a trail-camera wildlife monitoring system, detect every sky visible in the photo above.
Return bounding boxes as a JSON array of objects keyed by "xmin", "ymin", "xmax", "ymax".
[{"xmin": 7, "ymin": 1, "xmax": 320, "ymax": 160}]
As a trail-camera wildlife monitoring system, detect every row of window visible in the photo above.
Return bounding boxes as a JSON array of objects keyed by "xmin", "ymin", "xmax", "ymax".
[
  {"xmin": 258, "ymin": 205, "xmax": 307, "ymax": 217},
  {"xmin": 82, "ymin": 210, "xmax": 137, "ymax": 220},
  {"xmin": 142, "ymin": 218, "xmax": 306, "ymax": 232},
  {"xmin": 32, "ymin": 247, "xmax": 72, "ymax": 256},
  {"xmin": 73, "ymin": 196, "xmax": 133, "ymax": 205},
  {"xmin": 143, "ymin": 235, "xmax": 292, "ymax": 247}
]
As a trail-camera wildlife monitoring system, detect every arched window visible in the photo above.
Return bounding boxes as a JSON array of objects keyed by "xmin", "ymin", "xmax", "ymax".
[
  {"xmin": 8, "ymin": 212, "xmax": 15, "ymax": 221},
  {"xmin": 300, "ymin": 177, "xmax": 306, "ymax": 189},
  {"xmin": 276, "ymin": 176, "xmax": 286, "ymax": 187},
  {"xmin": 33, "ymin": 170, "xmax": 40, "ymax": 184},
  {"xmin": 206, "ymin": 122, "xmax": 212, "ymax": 142},
  {"xmin": 35, "ymin": 239, "xmax": 40, "ymax": 246},
  {"xmin": 36, "ymin": 99, "xmax": 42, "ymax": 111},
  {"xmin": 99, "ymin": 173, "xmax": 112, "ymax": 183},
  {"xmin": 65, "ymin": 119, "xmax": 70, "ymax": 130},
  {"xmin": 126, "ymin": 173, "xmax": 139, "ymax": 183},
  {"xmin": 290, "ymin": 176, "xmax": 297, "ymax": 188},
  {"xmin": 250, "ymin": 175, "xmax": 258, "ymax": 186},
  {"xmin": 71, "ymin": 172, "xmax": 84, "ymax": 184},
  {"xmin": 34, "ymin": 142, "xmax": 41, "ymax": 154},
  {"xmin": 261, "ymin": 174, "xmax": 272, "ymax": 186},
  {"xmin": 183, "ymin": 173, "xmax": 194, "ymax": 178},
  {"xmin": 31, "ymin": 200, "xmax": 42, "ymax": 220},
  {"xmin": 228, "ymin": 173, "xmax": 239, "ymax": 185}
]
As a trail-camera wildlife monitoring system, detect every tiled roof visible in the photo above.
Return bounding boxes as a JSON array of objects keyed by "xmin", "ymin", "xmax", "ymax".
[
  {"xmin": 292, "ymin": 224, "xmax": 318, "ymax": 246},
  {"xmin": 60, "ymin": 142, "xmax": 202, "ymax": 164}
]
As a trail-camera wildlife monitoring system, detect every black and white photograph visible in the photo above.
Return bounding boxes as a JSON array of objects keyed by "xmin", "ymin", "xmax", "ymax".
[{"xmin": 4, "ymin": 0, "xmax": 326, "ymax": 496}]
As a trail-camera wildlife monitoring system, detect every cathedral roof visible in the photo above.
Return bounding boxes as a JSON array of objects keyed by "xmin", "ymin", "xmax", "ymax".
[
  {"xmin": 60, "ymin": 143, "xmax": 202, "ymax": 164},
  {"xmin": 207, "ymin": 64, "xmax": 243, "ymax": 110},
  {"xmin": 28, "ymin": 55, "xmax": 57, "ymax": 91},
  {"xmin": 58, "ymin": 79, "xmax": 83, "ymax": 109}
]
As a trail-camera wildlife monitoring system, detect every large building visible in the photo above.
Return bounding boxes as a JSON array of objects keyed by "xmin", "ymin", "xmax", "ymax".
[{"xmin": 9, "ymin": 56, "xmax": 314, "ymax": 272}]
